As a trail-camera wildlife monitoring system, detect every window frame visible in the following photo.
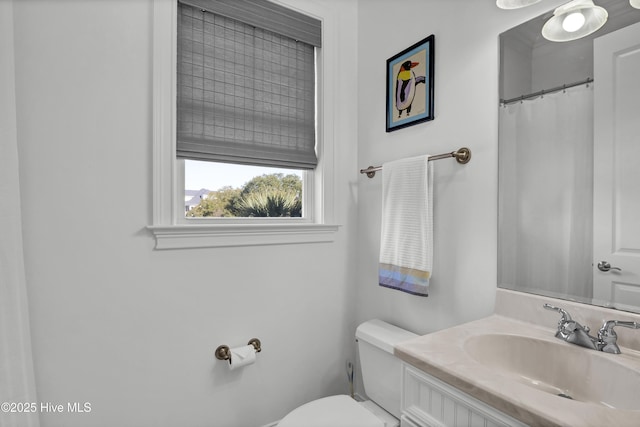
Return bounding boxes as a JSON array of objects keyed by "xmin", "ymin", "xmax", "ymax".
[{"xmin": 149, "ymin": 0, "xmax": 338, "ymax": 249}]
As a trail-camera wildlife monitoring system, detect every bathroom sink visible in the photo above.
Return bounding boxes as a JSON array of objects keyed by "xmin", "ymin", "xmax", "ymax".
[{"xmin": 463, "ymin": 333, "xmax": 640, "ymax": 410}]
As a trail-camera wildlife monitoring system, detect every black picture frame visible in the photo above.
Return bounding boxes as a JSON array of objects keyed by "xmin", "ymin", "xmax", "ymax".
[{"xmin": 386, "ymin": 35, "xmax": 435, "ymax": 132}]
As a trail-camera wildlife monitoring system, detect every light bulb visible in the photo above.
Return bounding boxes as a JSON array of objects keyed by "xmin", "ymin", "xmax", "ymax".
[{"xmin": 562, "ymin": 11, "xmax": 586, "ymax": 32}]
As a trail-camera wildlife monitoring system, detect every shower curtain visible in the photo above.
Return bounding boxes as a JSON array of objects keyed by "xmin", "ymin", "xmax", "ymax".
[
  {"xmin": 1, "ymin": 2, "xmax": 40, "ymax": 426},
  {"xmin": 499, "ymin": 84, "xmax": 594, "ymax": 299}
]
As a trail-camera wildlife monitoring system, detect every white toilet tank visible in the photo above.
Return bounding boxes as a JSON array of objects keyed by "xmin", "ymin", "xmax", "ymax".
[{"xmin": 355, "ymin": 319, "xmax": 417, "ymax": 419}]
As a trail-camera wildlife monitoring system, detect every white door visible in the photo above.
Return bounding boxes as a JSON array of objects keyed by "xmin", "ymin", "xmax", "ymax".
[{"xmin": 593, "ymin": 22, "xmax": 640, "ymax": 311}]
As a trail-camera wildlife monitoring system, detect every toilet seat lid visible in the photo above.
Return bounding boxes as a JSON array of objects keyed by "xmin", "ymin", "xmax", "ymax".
[{"xmin": 277, "ymin": 395, "xmax": 385, "ymax": 427}]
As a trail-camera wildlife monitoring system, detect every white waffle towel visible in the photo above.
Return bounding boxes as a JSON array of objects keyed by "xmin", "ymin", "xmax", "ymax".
[{"xmin": 378, "ymin": 155, "xmax": 433, "ymax": 296}]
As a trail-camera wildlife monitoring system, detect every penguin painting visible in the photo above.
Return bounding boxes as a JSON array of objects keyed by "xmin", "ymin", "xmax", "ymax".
[
  {"xmin": 386, "ymin": 35, "xmax": 434, "ymax": 132},
  {"xmin": 395, "ymin": 60, "xmax": 426, "ymax": 118}
]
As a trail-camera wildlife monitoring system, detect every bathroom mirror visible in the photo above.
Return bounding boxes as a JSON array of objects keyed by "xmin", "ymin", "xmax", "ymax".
[{"xmin": 498, "ymin": 0, "xmax": 640, "ymax": 313}]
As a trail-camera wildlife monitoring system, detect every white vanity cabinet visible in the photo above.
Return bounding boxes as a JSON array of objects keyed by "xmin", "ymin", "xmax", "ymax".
[{"xmin": 400, "ymin": 363, "xmax": 527, "ymax": 427}]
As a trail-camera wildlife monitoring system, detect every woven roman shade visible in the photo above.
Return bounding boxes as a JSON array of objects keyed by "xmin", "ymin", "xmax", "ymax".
[{"xmin": 176, "ymin": 1, "xmax": 320, "ymax": 169}]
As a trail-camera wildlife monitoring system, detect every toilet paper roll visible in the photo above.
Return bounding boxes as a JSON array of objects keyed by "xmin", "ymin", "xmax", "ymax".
[{"xmin": 228, "ymin": 344, "xmax": 256, "ymax": 370}]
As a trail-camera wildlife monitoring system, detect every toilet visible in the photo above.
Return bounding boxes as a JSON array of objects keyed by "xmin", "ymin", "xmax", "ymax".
[{"xmin": 278, "ymin": 319, "xmax": 417, "ymax": 427}]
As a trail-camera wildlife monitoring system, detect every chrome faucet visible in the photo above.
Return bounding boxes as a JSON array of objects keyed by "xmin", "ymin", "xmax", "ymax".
[
  {"xmin": 544, "ymin": 303, "xmax": 640, "ymax": 354},
  {"xmin": 543, "ymin": 304, "xmax": 598, "ymax": 350}
]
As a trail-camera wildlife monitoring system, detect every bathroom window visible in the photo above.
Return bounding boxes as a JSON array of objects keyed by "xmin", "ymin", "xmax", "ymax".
[
  {"xmin": 177, "ymin": 1, "xmax": 317, "ymax": 221},
  {"xmin": 150, "ymin": 1, "xmax": 338, "ymax": 248}
]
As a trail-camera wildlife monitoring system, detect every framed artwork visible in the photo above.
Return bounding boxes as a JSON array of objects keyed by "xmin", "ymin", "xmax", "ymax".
[{"xmin": 386, "ymin": 35, "xmax": 435, "ymax": 132}]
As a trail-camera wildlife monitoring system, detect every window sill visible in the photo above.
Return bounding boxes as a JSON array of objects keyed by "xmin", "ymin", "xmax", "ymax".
[{"xmin": 147, "ymin": 223, "xmax": 340, "ymax": 249}]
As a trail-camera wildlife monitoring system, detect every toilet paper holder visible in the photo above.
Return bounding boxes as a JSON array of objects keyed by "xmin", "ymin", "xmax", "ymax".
[{"xmin": 215, "ymin": 338, "xmax": 261, "ymax": 361}]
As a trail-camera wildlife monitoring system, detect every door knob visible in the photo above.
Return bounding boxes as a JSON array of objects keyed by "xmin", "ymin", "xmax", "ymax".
[{"xmin": 597, "ymin": 261, "xmax": 622, "ymax": 272}]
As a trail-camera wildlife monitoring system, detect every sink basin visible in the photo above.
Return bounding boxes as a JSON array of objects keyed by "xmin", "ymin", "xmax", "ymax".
[{"xmin": 463, "ymin": 333, "xmax": 640, "ymax": 410}]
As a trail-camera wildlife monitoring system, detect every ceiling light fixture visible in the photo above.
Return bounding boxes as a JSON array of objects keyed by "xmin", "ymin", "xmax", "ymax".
[
  {"xmin": 542, "ymin": 0, "xmax": 608, "ymax": 42},
  {"xmin": 496, "ymin": 0, "xmax": 542, "ymax": 10},
  {"xmin": 631, "ymin": 0, "xmax": 640, "ymax": 9}
]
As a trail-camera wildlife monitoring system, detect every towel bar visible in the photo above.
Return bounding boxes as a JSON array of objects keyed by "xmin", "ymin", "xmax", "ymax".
[{"xmin": 360, "ymin": 147, "xmax": 471, "ymax": 178}]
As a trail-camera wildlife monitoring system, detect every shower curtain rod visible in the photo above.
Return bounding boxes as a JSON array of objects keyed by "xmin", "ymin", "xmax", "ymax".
[
  {"xmin": 359, "ymin": 147, "xmax": 471, "ymax": 178},
  {"xmin": 500, "ymin": 77, "xmax": 593, "ymax": 106}
]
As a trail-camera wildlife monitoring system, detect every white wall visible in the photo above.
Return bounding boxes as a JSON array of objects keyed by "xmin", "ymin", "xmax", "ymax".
[
  {"xmin": 355, "ymin": 0, "xmax": 568, "ymax": 339},
  {"xmin": 500, "ymin": 35, "xmax": 533, "ymax": 101},
  {"xmin": 532, "ymin": 37, "xmax": 593, "ymax": 91},
  {"xmin": 12, "ymin": 0, "xmax": 358, "ymax": 426}
]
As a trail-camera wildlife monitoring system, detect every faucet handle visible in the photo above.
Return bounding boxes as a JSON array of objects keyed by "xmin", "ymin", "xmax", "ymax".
[
  {"xmin": 598, "ymin": 320, "xmax": 640, "ymax": 354},
  {"xmin": 543, "ymin": 303, "xmax": 572, "ymax": 323},
  {"xmin": 543, "ymin": 304, "xmax": 577, "ymax": 339}
]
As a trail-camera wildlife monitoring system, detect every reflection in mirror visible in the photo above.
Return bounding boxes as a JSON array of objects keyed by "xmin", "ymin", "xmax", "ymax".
[{"xmin": 498, "ymin": 0, "xmax": 640, "ymax": 313}]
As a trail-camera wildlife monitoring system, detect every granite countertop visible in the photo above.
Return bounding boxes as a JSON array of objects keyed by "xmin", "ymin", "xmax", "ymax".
[{"xmin": 394, "ymin": 314, "xmax": 640, "ymax": 427}]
